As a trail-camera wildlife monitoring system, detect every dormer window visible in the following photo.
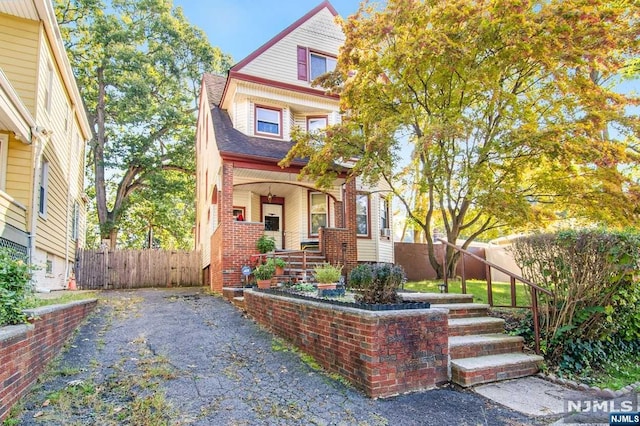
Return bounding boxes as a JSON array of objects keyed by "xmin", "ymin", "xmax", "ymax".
[
  {"xmin": 310, "ymin": 52, "xmax": 336, "ymax": 80},
  {"xmin": 255, "ymin": 105, "xmax": 282, "ymax": 137},
  {"xmin": 307, "ymin": 116, "xmax": 328, "ymax": 132}
]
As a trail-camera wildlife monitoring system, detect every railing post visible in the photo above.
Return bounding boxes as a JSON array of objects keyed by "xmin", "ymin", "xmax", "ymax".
[
  {"xmin": 485, "ymin": 264, "xmax": 493, "ymax": 306},
  {"xmin": 532, "ymin": 287, "xmax": 541, "ymax": 355},
  {"xmin": 461, "ymin": 254, "xmax": 467, "ymax": 295},
  {"xmin": 442, "ymin": 244, "xmax": 448, "ymax": 292},
  {"xmin": 510, "ymin": 276, "xmax": 517, "ymax": 307}
]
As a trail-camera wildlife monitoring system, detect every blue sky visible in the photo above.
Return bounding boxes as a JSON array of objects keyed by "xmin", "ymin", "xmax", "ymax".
[{"xmin": 172, "ymin": 0, "xmax": 361, "ymax": 63}]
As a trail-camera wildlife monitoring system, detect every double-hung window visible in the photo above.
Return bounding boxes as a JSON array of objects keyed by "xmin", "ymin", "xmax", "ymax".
[
  {"xmin": 39, "ymin": 159, "xmax": 49, "ymax": 217},
  {"xmin": 255, "ymin": 106, "xmax": 282, "ymax": 137},
  {"xmin": 309, "ymin": 192, "xmax": 327, "ymax": 236},
  {"xmin": 71, "ymin": 201, "xmax": 79, "ymax": 240},
  {"xmin": 356, "ymin": 193, "xmax": 370, "ymax": 237},
  {"xmin": 307, "ymin": 116, "xmax": 327, "ymax": 133},
  {"xmin": 310, "ymin": 52, "xmax": 336, "ymax": 80},
  {"xmin": 380, "ymin": 197, "xmax": 389, "ymax": 230}
]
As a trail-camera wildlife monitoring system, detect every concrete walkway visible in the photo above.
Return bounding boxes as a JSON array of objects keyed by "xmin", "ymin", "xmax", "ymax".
[{"xmin": 14, "ymin": 288, "xmax": 554, "ymax": 425}]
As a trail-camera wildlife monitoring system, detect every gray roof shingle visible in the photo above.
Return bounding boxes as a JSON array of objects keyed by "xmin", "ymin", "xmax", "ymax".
[{"xmin": 203, "ymin": 74, "xmax": 306, "ymax": 165}]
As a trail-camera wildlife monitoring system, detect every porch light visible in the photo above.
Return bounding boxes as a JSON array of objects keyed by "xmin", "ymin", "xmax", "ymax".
[{"xmin": 267, "ymin": 186, "xmax": 274, "ymax": 202}]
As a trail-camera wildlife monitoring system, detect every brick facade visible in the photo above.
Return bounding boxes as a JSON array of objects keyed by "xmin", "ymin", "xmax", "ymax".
[
  {"xmin": 209, "ymin": 162, "xmax": 360, "ymax": 293},
  {"xmin": 0, "ymin": 299, "xmax": 97, "ymax": 420},
  {"xmin": 244, "ymin": 290, "xmax": 449, "ymax": 398}
]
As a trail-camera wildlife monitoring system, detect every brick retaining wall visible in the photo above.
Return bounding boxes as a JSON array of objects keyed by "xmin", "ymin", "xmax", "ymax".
[
  {"xmin": 0, "ymin": 299, "xmax": 97, "ymax": 420},
  {"xmin": 244, "ymin": 290, "xmax": 449, "ymax": 398}
]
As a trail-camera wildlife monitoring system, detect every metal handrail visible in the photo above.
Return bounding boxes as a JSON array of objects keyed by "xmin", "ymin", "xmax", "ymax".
[{"xmin": 437, "ymin": 238, "xmax": 553, "ymax": 355}]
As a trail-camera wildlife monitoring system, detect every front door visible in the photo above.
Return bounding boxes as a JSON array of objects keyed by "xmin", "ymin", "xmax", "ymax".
[{"xmin": 263, "ymin": 204, "xmax": 283, "ymax": 250}]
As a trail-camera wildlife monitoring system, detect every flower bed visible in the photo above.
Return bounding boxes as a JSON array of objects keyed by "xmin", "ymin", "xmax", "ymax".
[
  {"xmin": 257, "ymin": 288, "xmax": 431, "ymax": 311},
  {"xmin": 244, "ymin": 289, "xmax": 448, "ymax": 398}
]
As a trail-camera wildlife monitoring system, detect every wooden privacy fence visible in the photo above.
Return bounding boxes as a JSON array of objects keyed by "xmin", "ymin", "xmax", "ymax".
[{"xmin": 76, "ymin": 249, "xmax": 202, "ymax": 289}]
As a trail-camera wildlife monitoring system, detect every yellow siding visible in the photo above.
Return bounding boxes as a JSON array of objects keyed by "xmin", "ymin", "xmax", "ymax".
[
  {"xmin": 0, "ymin": 190, "xmax": 27, "ymax": 230},
  {"xmin": 34, "ymin": 30, "xmax": 85, "ymax": 258},
  {"xmin": 195, "ymin": 88, "xmax": 223, "ymax": 268},
  {"xmin": 5, "ymin": 133, "xmax": 33, "ymax": 208},
  {"xmin": 0, "ymin": 14, "xmax": 39, "ymax": 114},
  {"xmin": 240, "ymin": 8, "xmax": 344, "ymax": 88}
]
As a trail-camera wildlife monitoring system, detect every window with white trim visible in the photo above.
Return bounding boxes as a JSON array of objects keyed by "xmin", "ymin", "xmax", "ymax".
[
  {"xmin": 307, "ymin": 116, "xmax": 327, "ymax": 132},
  {"xmin": 356, "ymin": 193, "xmax": 370, "ymax": 237},
  {"xmin": 380, "ymin": 196, "xmax": 390, "ymax": 237},
  {"xmin": 310, "ymin": 52, "xmax": 336, "ymax": 80},
  {"xmin": 255, "ymin": 106, "xmax": 282, "ymax": 137},
  {"xmin": 0, "ymin": 134, "xmax": 8, "ymax": 191},
  {"xmin": 39, "ymin": 159, "xmax": 49, "ymax": 216},
  {"xmin": 71, "ymin": 201, "xmax": 79, "ymax": 241},
  {"xmin": 309, "ymin": 192, "xmax": 327, "ymax": 236}
]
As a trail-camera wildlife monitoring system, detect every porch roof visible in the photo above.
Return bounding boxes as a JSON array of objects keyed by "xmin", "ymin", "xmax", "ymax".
[{"xmin": 210, "ymin": 106, "xmax": 307, "ymax": 166}]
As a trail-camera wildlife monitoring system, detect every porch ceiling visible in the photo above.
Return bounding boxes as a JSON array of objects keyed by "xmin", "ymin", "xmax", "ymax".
[{"xmin": 233, "ymin": 167, "xmax": 343, "ymax": 200}]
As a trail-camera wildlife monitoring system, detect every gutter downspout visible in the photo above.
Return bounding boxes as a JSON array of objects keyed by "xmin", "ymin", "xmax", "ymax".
[{"xmin": 29, "ymin": 128, "xmax": 48, "ymax": 275}]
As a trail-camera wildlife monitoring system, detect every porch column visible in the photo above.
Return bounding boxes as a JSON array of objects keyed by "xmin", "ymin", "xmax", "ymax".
[
  {"xmin": 210, "ymin": 162, "xmax": 235, "ymax": 292},
  {"xmin": 342, "ymin": 178, "xmax": 358, "ymax": 275}
]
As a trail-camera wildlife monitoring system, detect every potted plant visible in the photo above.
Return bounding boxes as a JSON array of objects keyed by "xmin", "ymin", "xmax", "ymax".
[
  {"xmin": 313, "ymin": 263, "xmax": 343, "ymax": 290},
  {"xmin": 253, "ymin": 262, "xmax": 276, "ymax": 289},
  {"xmin": 267, "ymin": 257, "xmax": 287, "ymax": 275},
  {"xmin": 256, "ymin": 234, "xmax": 276, "ymax": 253}
]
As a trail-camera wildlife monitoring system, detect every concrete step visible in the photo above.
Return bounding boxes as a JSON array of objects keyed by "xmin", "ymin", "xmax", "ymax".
[
  {"xmin": 449, "ymin": 334, "xmax": 524, "ymax": 359},
  {"xmin": 398, "ymin": 292, "xmax": 474, "ymax": 305},
  {"xmin": 451, "ymin": 353, "xmax": 544, "ymax": 387},
  {"xmin": 448, "ymin": 317, "xmax": 505, "ymax": 336},
  {"xmin": 231, "ymin": 296, "xmax": 245, "ymax": 310},
  {"xmin": 222, "ymin": 287, "xmax": 245, "ymax": 302},
  {"xmin": 437, "ymin": 303, "xmax": 490, "ymax": 319}
]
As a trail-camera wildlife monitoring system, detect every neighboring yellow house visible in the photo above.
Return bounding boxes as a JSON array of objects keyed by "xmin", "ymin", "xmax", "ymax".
[
  {"xmin": 195, "ymin": 1, "xmax": 394, "ymax": 291},
  {"xmin": 0, "ymin": 0, "xmax": 91, "ymax": 290}
]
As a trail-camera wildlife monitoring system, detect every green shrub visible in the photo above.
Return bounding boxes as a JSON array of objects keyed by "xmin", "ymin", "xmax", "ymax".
[
  {"xmin": 256, "ymin": 235, "xmax": 276, "ymax": 253},
  {"xmin": 0, "ymin": 249, "xmax": 33, "ymax": 326},
  {"xmin": 511, "ymin": 228, "xmax": 640, "ymax": 375},
  {"xmin": 253, "ymin": 262, "xmax": 275, "ymax": 280},
  {"xmin": 350, "ymin": 263, "xmax": 405, "ymax": 304},
  {"xmin": 347, "ymin": 264, "xmax": 374, "ymax": 289},
  {"xmin": 313, "ymin": 263, "xmax": 342, "ymax": 284}
]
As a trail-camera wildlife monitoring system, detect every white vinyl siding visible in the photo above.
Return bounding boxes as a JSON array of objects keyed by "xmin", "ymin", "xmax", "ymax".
[{"xmin": 238, "ymin": 8, "xmax": 344, "ymax": 88}]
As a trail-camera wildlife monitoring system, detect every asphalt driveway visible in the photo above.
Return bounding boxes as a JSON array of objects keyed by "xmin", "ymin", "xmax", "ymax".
[{"xmin": 12, "ymin": 288, "xmax": 550, "ymax": 425}]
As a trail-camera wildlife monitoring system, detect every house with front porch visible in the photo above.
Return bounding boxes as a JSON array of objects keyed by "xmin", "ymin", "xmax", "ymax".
[{"xmin": 195, "ymin": 1, "xmax": 394, "ymax": 292}]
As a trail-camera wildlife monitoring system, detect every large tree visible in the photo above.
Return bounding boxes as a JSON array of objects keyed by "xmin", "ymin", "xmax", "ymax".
[
  {"xmin": 283, "ymin": 0, "xmax": 640, "ymax": 277},
  {"xmin": 56, "ymin": 0, "xmax": 232, "ymax": 248}
]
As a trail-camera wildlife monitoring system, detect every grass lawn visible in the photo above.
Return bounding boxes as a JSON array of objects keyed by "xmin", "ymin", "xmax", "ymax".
[
  {"xmin": 32, "ymin": 291, "xmax": 99, "ymax": 308},
  {"xmin": 404, "ymin": 279, "xmax": 531, "ymax": 307}
]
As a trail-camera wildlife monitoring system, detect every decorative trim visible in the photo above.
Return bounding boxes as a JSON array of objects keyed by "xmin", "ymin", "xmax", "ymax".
[{"xmin": 230, "ymin": 71, "xmax": 339, "ymax": 99}]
